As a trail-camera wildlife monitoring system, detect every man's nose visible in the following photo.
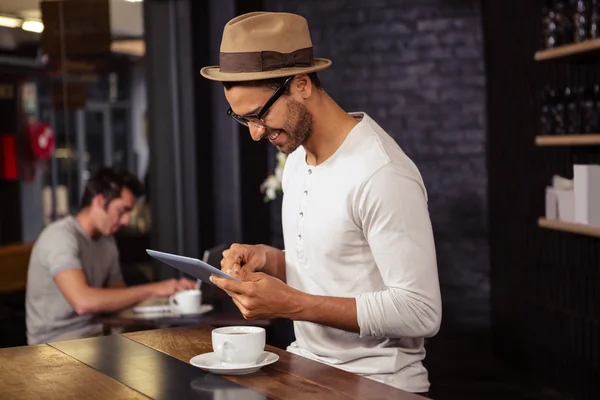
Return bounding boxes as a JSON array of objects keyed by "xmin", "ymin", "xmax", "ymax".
[
  {"xmin": 120, "ymin": 214, "xmax": 130, "ymax": 226},
  {"xmin": 248, "ymin": 124, "xmax": 266, "ymax": 142}
]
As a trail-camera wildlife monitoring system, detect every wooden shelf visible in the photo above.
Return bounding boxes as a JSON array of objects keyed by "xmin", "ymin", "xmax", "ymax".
[
  {"xmin": 535, "ymin": 134, "xmax": 600, "ymax": 146},
  {"xmin": 534, "ymin": 38, "xmax": 600, "ymax": 61},
  {"xmin": 538, "ymin": 217, "xmax": 600, "ymax": 238}
]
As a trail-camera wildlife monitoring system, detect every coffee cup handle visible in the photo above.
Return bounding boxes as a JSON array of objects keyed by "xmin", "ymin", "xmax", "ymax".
[
  {"xmin": 169, "ymin": 295, "xmax": 178, "ymax": 308},
  {"xmin": 216, "ymin": 341, "xmax": 234, "ymax": 362}
]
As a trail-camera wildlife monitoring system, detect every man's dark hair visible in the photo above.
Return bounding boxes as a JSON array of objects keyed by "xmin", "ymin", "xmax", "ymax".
[
  {"xmin": 79, "ymin": 166, "xmax": 144, "ymax": 210},
  {"xmin": 222, "ymin": 72, "xmax": 322, "ymax": 94}
]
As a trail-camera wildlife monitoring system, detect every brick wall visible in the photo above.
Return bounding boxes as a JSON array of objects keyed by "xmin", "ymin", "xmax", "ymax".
[{"xmin": 265, "ymin": 0, "xmax": 488, "ymax": 326}]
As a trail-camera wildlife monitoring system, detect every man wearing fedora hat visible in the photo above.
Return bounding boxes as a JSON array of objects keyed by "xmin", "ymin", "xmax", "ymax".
[{"xmin": 205, "ymin": 12, "xmax": 441, "ymax": 395}]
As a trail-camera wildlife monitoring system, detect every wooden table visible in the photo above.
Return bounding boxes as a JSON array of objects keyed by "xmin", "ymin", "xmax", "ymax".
[{"xmin": 0, "ymin": 326, "xmax": 428, "ymax": 399}]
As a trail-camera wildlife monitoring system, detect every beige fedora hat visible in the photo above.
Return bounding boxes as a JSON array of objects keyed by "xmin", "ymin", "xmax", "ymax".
[{"xmin": 200, "ymin": 12, "xmax": 331, "ymax": 82}]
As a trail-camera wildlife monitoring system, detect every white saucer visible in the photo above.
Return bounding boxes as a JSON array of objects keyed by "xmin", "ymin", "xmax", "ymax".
[
  {"xmin": 132, "ymin": 304, "xmax": 213, "ymax": 317},
  {"xmin": 174, "ymin": 304, "xmax": 214, "ymax": 316},
  {"xmin": 132, "ymin": 304, "xmax": 172, "ymax": 314},
  {"xmin": 189, "ymin": 351, "xmax": 279, "ymax": 375}
]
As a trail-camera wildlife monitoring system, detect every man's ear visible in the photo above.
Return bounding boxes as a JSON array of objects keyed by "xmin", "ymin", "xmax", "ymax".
[
  {"xmin": 293, "ymin": 75, "xmax": 313, "ymax": 100},
  {"xmin": 92, "ymin": 194, "xmax": 106, "ymax": 209}
]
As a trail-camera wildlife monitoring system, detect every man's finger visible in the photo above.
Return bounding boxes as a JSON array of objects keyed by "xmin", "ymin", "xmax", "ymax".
[
  {"xmin": 223, "ymin": 247, "xmax": 243, "ymax": 261},
  {"xmin": 237, "ymin": 268, "xmax": 259, "ymax": 282},
  {"xmin": 210, "ymin": 275, "xmax": 245, "ymax": 294},
  {"xmin": 227, "ymin": 263, "xmax": 243, "ymax": 275},
  {"xmin": 221, "ymin": 256, "xmax": 240, "ymax": 269},
  {"xmin": 243, "ymin": 271, "xmax": 266, "ymax": 281},
  {"xmin": 231, "ymin": 297, "xmax": 250, "ymax": 318},
  {"xmin": 215, "ymin": 283, "xmax": 237, "ymax": 299},
  {"xmin": 221, "ymin": 263, "xmax": 241, "ymax": 276},
  {"xmin": 178, "ymin": 281, "xmax": 194, "ymax": 290}
]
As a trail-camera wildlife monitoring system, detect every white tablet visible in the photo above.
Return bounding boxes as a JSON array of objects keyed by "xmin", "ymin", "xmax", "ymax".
[{"xmin": 146, "ymin": 249, "xmax": 241, "ymax": 285}]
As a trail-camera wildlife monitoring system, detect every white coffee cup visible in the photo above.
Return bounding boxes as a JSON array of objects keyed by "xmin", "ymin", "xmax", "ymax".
[
  {"xmin": 169, "ymin": 289, "xmax": 202, "ymax": 314},
  {"xmin": 212, "ymin": 326, "xmax": 265, "ymax": 366}
]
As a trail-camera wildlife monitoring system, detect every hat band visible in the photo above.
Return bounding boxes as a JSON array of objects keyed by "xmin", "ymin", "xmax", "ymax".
[{"xmin": 219, "ymin": 47, "xmax": 314, "ymax": 73}]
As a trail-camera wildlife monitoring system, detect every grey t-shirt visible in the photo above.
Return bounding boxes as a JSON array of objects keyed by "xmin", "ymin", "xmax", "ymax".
[{"xmin": 25, "ymin": 216, "xmax": 122, "ymax": 344}]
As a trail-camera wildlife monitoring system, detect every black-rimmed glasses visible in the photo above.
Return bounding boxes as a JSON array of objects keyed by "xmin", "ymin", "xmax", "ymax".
[{"xmin": 227, "ymin": 76, "xmax": 294, "ymax": 128}]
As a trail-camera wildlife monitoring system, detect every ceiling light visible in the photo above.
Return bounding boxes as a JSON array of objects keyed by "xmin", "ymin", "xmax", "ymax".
[
  {"xmin": 0, "ymin": 15, "xmax": 22, "ymax": 28},
  {"xmin": 22, "ymin": 20, "xmax": 44, "ymax": 33}
]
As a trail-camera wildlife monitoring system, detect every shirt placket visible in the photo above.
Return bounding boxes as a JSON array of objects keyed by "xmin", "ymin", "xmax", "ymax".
[{"xmin": 296, "ymin": 166, "xmax": 313, "ymax": 266}]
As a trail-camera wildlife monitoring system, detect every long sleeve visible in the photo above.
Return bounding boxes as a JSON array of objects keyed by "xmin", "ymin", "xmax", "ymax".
[{"xmin": 355, "ymin": 164, "xmax": 442, "ymax": 339}]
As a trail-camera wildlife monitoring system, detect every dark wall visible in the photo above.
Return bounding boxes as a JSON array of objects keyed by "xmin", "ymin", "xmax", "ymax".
[
  {"xmin": 482, "ymin": 1, "xmax": 600, "ymax": 399},
  {"xmin": 264, "ymin": 0, "xmax": 489, "ymax": 325}
]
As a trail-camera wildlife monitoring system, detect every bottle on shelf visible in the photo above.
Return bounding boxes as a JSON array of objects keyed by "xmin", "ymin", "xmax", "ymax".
[
  {"xmin": 564, "ymin": 86, "xmax": 581, "ymax": 133},
  {"xmin": 594, "ymin": 84, "xmax": 600, "ymax": 132},
  {"xmin": 590, "ymin": 0, "xmax": 600, "ymax": 38},
  {"xmin": 540, "ymin": 86, "xmax": 555, "ymax": 134},
  {"xmin": 580, "ymin": 85, "xmax": 598, "ymax": 133},
  {"xmin": 552, "ymin": 87, "xmax": 566, "ymax": 134},
  {"xmin": 555, "ymin": 0, "xmax": 574, "ymax": 45},
  {"xmin": 542, "ymin": 0, "xmax": 559, "ymax": 48},
  {"xmin": 572, "ymin": 0, "xmax": 589, "ymax": 42}
]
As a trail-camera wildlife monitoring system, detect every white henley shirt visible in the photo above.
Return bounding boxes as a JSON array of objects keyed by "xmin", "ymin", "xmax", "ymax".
[{"xmin": 282, "ymin": 112, "xmax": 442, "ymax": 393}]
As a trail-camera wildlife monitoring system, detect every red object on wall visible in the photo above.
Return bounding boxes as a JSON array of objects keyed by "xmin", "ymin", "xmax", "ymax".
[
  {"xmin": 26, "ymin": 122, "xmax": 55, "ymax": 161},
  {"xmin": 0, "ymin": 134, "xmax": 18, "ymax": 181},
  {"xmin": 22, "ymin": 121, "xmax": 55, "ymax": 182}
]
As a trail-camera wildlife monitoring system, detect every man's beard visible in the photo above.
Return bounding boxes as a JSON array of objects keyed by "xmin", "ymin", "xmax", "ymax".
[{"xmin": 275, "ymin": 98, "xmax": 312, "ymax": 154}]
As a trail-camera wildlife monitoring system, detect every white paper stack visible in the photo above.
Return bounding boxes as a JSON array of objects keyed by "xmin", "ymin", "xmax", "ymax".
[
  {"xmin": 573, "ymin": 164, "xmax": 600, "ymax": 227},
  {"xmin": 546, "ymin": 174, "xmax": 575, "ymax": 222},
  {"xmin": 546, "ymin": 187, "xmax": 575, "ymax": 222}
]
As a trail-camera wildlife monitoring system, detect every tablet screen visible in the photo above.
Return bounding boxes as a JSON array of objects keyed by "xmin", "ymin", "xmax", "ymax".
[{"xmin": 146, "ymin": 249, "xmax": 241, "ymax": 285}]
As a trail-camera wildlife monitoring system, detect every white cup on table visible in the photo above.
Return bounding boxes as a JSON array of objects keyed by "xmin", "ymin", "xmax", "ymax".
[
  {"xmin": 211, "ymin": 326, "xmax": 266, "ymax": 367},
  {"xmin": 169, "ymin": 289, "xmax": 202, "ymax": 314}
]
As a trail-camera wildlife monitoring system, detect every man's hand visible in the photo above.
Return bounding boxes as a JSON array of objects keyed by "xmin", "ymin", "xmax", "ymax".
[
  {"xmin": 210, "ymin": 272, "xmax": 305, "ymax": 320},
  {"xmin": 221, "ymin": 244, "xmax": 268, "ymax": 278},
  {"xmin": 221, "ymin": 243, "xmax": 287, "ymax": 281},
  {"xmin": 151, "ymin": 278, "xmax": 196, "ymax": 297},
  {"xmin": 54, "ymin": 270, "xmax": 196, "ymax": 316},
  {"xmin": 211, "ymin": 272, "xmax": 359, "ymax": 333}
]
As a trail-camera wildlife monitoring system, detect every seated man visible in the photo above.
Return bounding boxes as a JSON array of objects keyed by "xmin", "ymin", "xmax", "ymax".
[{"xmin": 26, "ymin": 167, "xmax": 194, "ymax": 344}]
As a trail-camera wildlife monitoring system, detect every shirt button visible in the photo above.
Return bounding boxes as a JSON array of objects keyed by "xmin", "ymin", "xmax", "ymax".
[
  {"xmin": 297, "ymin": 234, "xmax": 302, "ymax": 241},
  {"xmin": 299, "ymin": 212, "xmax": 304, "ymax": 218},
  {"xmin": 304, "ymin": 190, "xmax": 308, "ymax": 196},
  {"xmin": 308, "ymin": 169, "xmax": 312, "ymax": 175}
]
